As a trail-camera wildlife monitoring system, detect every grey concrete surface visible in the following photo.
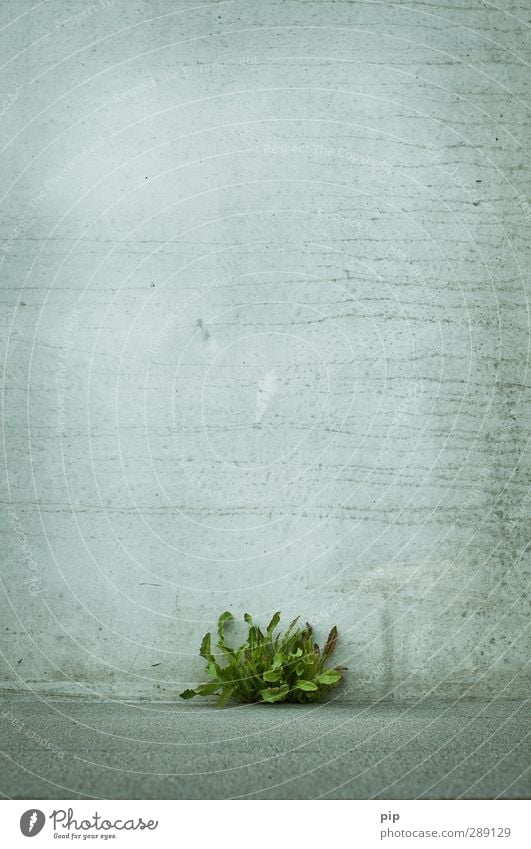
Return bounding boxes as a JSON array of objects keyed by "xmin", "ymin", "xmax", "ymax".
[
  {"xmin": 0, "ymin": 696, "xmax": 529, "ymax": 799},
  {"xmin": 1, "ymin": 0, "xmax": 530, "ymax": 701}
]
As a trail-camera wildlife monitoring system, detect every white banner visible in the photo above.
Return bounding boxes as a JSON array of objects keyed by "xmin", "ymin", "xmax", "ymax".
[{"xmin": 1, "ymin": 800, "xmax": 528, "ymax": 848}]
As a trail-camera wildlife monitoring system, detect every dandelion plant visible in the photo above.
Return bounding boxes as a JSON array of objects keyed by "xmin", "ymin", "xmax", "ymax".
[{"xmin": 180, "ymin": 611, "xmax": 343, "ymax": 706}]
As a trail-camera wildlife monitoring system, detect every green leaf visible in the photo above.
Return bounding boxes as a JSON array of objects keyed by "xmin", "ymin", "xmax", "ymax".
[
  {"xmin": 199, "ymin": 632, "xmax": 212, "ymax": 659},
  {"xmin": 179, "ymin": 689, "xmax": 197, "ymax": 700},
  {"xmin": 263, "ymin": 669, "xmax": 281, "ymax": 682},
  {"xmin": 266, "ymin": 611, "xmax": 281, "ymax": 634},
  {"xmin": 196, "ymin": 681, "xmax": 222, "ymax": 695},
  {"xmin": 315, "ymin": 669, "xmax": 341, "ymax": 685},
  {"xmin": 217, "ymin": 611, "xmax": 233, "ymax": 648},
  {"xmin": 271, "ymin": 653, "xmax": 283, "ymax": 670},
  {"xmin": 216, "ymin": 687, "xmax": 234, "ymax": 708},
  {"xmin": 243, "ymin": 612, "xmax": 253, "ymax": 625},
  {"xmin": 206, "ymin": 660, "xmax": 219, "ymax": 678},
  {"xmin": 247, "ymin": 625, "xmax": 258, "ymax": 648},
  {"xmin": 285, "ymin": 616, "xmax": 300, "ymax": 636},
  {"xmin": 260, "ymin": 684, "xmax": 289, "ymax": 703},
  {"xmin": 323, "ymin": 625, "xmax": 338, "ymax": 661},
  {"xmin": 295, "ymin": 679, "xmax": 318, "ymax": 691},
  {"xmin": 216, "ymin": 644, "xmax": 235, "ymax": 661}
]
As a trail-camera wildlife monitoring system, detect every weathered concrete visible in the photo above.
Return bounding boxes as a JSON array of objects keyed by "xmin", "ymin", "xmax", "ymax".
[
  {"xmin": 0, "ymin": 0, "xmax": 530, "ymax": 700},
  {"xmin": 0, "ymin": 696, "xmax": 529, "ymax": 799}
]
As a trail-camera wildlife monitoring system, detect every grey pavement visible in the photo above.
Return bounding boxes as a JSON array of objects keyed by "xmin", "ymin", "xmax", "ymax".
[{"xmin": 0, "ymin": 696, "xmax": 529, "ymax": 799}]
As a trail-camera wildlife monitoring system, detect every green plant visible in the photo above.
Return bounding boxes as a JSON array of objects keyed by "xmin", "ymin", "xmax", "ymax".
[{"xmin": 180, "ymin": 611, "xmax": 343, "ymax": 706}]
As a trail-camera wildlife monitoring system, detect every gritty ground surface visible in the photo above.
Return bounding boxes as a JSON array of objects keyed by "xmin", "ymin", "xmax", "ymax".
[{"xmin": 0, "ymin": 696, "xmax": 529, "ymax": 799}]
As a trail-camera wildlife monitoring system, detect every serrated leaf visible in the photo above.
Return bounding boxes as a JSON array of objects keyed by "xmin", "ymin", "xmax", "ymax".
[
  {"xmin": 217, "ymin": 610, "xmax": 233, "ymax": 633},
  {"xmin": 260, "ymin": 684, "xmax": 289, "ymax": 703},
  {"xmin": 199, "ymin": 632, "xmax": 212, "ymax": 659},
  {"xmin": 295, "ymin": 679, "xmax": 318, "ymax": 691},
  {"xmin": 179, "ymin": 688, "xmax": 197, "ymax": 700},
  {"xmin": 315, "ymin": 669, "xmax": 341, "ymax": 685},
  {"xmin": 217, "ymin": 611, "xmax": 234, "ymax": 651},
  {"xmin": 323, "ymin": 625, "xmax": 338, "ymax": 661},
  {"xmin": 266, "ymin": 611, "xmax": 281, "ymax": 634},
  {"xmin": 285, "ymin": 616, "xmax": 300, "ymax": 637}
]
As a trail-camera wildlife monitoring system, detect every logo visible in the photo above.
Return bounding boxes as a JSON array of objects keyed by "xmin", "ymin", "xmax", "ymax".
[{"xmin": 20, "ymin": 809, "xmax": 45, "ymax": 837}]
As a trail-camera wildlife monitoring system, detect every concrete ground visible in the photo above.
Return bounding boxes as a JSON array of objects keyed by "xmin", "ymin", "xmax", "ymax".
[{"xmin": 0, "ymin": 696, "xmax": 528, "ymax": 799}]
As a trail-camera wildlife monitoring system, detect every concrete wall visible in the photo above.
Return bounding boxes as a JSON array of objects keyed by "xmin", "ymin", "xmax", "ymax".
[{"xmin": 1, "ymin": 0, "xmax": 529, "ymax": 701}]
